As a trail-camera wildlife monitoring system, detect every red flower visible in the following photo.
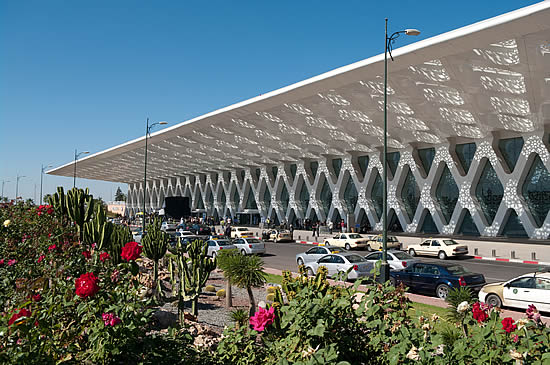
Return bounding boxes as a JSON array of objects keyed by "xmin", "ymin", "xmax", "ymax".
[
  {"xmin": 501, "ymin": 317, "xmax": 517, "ymax": 333},
  {"xmin": 7, "ymin": 259, "xmax": 16, "ymax": 266},
  {"xmin": 82, "ymin": 250, "xmax": 92, "ymax": 259},
  {"xmin": 0, "ymin": 259, "xmax": 4, "ymax": 265},
  {"xmin": 472, "ymin": 302, "xmax": 488, "ymax": 323},
  {"xmin": 48, "ymin": 244, "xmax": 56, "ymax": 251},
  {"xmin": 32, "ymin": 294, "xmax": 42, "ymax": 302},
  {"xmin": 100, "ymin": 252, "xmax": 110, "ymax": 262},
  {"xmin": 121, "ymin": 241, "xmax": 142, "ymax": 261},
  {"xmin": 75, "ymin": 272, "xmax": 100, "ymax": 298},
  {"xmin": 8, "ymin": 308, "xmax": 31, "ymax": 326},
  {"xmin": 102, "ymin": 312, "xmax": 122, "ymax": 326},
  {"xmin": 37, "ymin": 255, "xmax": 45, "ymax": 263}
]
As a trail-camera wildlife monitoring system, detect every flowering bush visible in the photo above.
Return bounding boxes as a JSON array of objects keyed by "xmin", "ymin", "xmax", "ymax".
[
  {"xmin": 75, "ymin": 272, "xmax": 100, "ymax": 298},
  {"xmin": 121, "ymin": 241, "xmax": 142, "ymax": 261},
  {"xmin": 249, "ymin": 306, "xmax": 275, "ymax": 331}
]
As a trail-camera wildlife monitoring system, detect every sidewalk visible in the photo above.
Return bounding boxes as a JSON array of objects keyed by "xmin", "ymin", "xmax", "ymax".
[{"xmin": 216, "ymin": 226, "xmax": 550, "ymax": 265}]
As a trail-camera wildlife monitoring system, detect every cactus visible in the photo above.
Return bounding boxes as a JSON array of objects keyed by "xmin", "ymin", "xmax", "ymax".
[
  {"xmin": 166, "ymin": 253, "xmax": 178, "ymax": 297},
  {"xmin": 216, "ymin": 289, "xmax": 226, "ymax": 298},
  {"xmin": 109, "ymin": 224, "xmax": 133, "ymax": 265},
  {"xmin": 83, "ymin": 204, "xmax": 113, "ymax": 251},
  {"xmin": 177, "ymin": 239, "xmax": 216, "ymax": 319},
  {"xmin": 266, "ymin": 286, "xmax": 278, "ymax": 294},
  {"xmin": 142, "ymin": 217, "xmax": 168, "ymax": 299},
  {"xmin": 48, "ymin": 187, "xmax": 68, "ymax": 220},
  {"xmin": 266, "ymin": 293, "xmax": 275, "ymax": 302},
  {"xmin": 205, "ymin": 285, "xmax": 216, "ymax": 292},
  {"xmin": 65, "ymin": 188, "xmax": 94, "ymax": 241}
]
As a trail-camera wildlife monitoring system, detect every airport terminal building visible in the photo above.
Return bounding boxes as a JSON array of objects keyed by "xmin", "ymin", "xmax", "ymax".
[{"xmin": 49, "ymin": 3, "xmax": 550, "ymax": 240}]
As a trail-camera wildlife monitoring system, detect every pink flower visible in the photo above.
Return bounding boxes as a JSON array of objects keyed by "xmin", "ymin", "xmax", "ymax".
[
  {"xmin": 7, "ymin": 259, "xmax": 16, "ymax": 266},
  {"xmin": 102, "ymin": 312, "xmax": 121, "ymax": 326},
  {"xmin": 111, "ymin": 269, "xmax": 120, "ymax": 283},
  {"xmin": 526, "ymin": 304, "xmax": 541, "ymax": 322},
  {"xmin": 249, "ymin": 306, "xmax": 276, "ymax": 331},
  {"xmin": 37, "ymin": 255, "xmax": 45, "ymax": 263},
  {"xmin": 48, "ymin": 244, "xmax": 56, "ymax": 251},
  {"xmin": 0, "ymin": 259, "xmax": 4, "ymax": 265},
  {"xmin": 92, "ymin": 243, "xmax": 97, "ymax": 249},
  {"xmin": 100, "ymin": 252, "xmax": 110, "ymax": 262},
  {"xmin": 512, "ymin": 334, "xmax": 519, "ymax": 343}
]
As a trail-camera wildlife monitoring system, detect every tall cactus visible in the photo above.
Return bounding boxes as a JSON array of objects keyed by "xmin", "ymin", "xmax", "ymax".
[
  {"xmin": 177, "ymin": 239, "xmax": 216, "ymax": 319},
  {"xmin": 83, "ymin": 204, "xmax": 113, "ymax": 251},
  {"xmin": 66, "ymin": 188, "xmax": 94, "ymax": 241},
  {"xmin": 109, "ymin": 224, "xmax": 133, "ymax": 265},
  {"xmin": 48, "ymin": 187, "xmax": 68, "ymax": 220},
  {"xmin": 142, "ymin": 217, "xmax": 168, "ymax": 299}
]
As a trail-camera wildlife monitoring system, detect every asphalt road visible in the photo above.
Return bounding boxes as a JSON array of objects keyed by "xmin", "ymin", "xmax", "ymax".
[{"xmin": 261, "ymin": 241, "xmax": 544, "ymax": 284}]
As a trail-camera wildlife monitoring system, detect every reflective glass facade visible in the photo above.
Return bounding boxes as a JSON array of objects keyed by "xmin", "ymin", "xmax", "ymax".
[
  {"xmin": 387, "ymin": 152, "xmax": 400, "ymax": 177},
  {"xmin": 320, "ymin": 177, "xmax": 332, "ymax": 216},
  {"xmin": 290, "ymin": 164, "xmax": 297, "ymax": 179},
  {"xmin": 388, "ymin": 209, "xmax": 403, "ymax": 232},
  {"xmin": 332, "ymin": 158, "xmax": 342, "ymax": 178},
  {"xmin": 310, "ymin": 161, "xmax": 318, "ymax": 177},
  {"xmin": 371, "ymin": 172, "xmax": 383, "ymax": 220},
  {"xmin": 458, "ymin": 209, "xmax": 479, "ymax": 236},
  {"xmin": 280, "ymin": 184, "xmax": 289, "ymax": 212},
  {"xmin": 435, "ymin": 165, "xmax": 459, "ymax": 224},
  {"xmin": 501, "ymin": 210, "xmax": 528, "ymax": 238},
  {"xmin": 456, "ymin": 143, "xmax": 476, "ymax": 174},
  {"xmin": 262, "ymin": 187, "xmax": 270, "ymax": 208},
  {"xmin": 197, "ymin": 191, "xmax": 205, "ymax": 209},
  {"xmin": 418, "ymin": 147, "xmax": 435, "ymax": 175},
  {"xmin": 498, "ymin": 137, "xmax": 523, "ymax": 172},
  {"xmin": 522, "ymin": 155, "xmax": 550, "ymax": 227},
  {"xmin": 245, "ymin": 188, "xmax": 257, "ymax": 209},
  {"xmin": 358, "ymin": 155, "xmax": 369, "ymax": 178},
  {"xmin": 475, "ymin": 161, "xmax": 503, "ymax": 225},
  {"xmin": 420, "ymin": 210, "xmax": 439, "ymax": 234},
  {"xmin": 298, "ymin": 183, "xmax": 309, "ymax": 211},
  {"xmin": 272, "ymin": 166, "xmax": 278, "ymax": 178},
  {"xmin": 343, "ymin": 176, "xmax": 358, "ymax": 212},
  {"xmin": 401, "ymin": 169, "xmax": 420, "ymax": 221}
]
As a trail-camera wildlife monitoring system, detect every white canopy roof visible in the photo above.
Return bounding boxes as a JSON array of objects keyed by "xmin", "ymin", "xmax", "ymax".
[{"xmin": 48, "ymin": 2, "xmax": 550, "ymax": 183}]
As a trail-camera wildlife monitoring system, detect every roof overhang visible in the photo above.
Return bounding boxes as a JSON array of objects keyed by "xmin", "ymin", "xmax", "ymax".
[{"xmin": 48, "ymin": 2, "xmax": 550, "ymax": 183}]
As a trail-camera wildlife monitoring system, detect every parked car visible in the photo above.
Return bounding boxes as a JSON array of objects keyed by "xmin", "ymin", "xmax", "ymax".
[
  {"xmin": 364, "ymin": 250, "xmax": 419, "ymax": 271},
  {"xmin": 296, "ymin": 246, "xmax": 343, "ymax": 266},
  {"xmin": 478, "ymin": 271, "xmax": 550, "ymax": 311},
  {"xmin": 407, "ymin": 238, "xmax": 468, "ymax": 260},
  {"xmin": 304, "ymin": 252, "xmax": 374, "ymax": 280},
  {"xmin": 161, "ymin": 222, "xmax": 178, "ymax": 231},
  {"xmin": 365, "ymin": 235, "xmax": 402, "ymax": 251},
  {"xmin": 189, "ymin": 224, "xmax": 212, "ymax": 236},
  {"xmin": 230, "ymin": 226, "xmax": 254, "ymax": 238},
  {"xmin": 390, "ymin": 262, "xmax": 486, "ymax": 299},
  {"xmin": 323, "ymin": 233, "xmax": 371, "ymax": 250},
  {"xmin": 268, "ymin": 229, "xmax": 293, "ymax": 243},
  {"xmin": 131, "ymin": 228, "xmax": 144, "ymax": 243},
  {"xmin": 206, "ymin": 239, "xmax": 236, "ymax": 258},
  {"xmin": 232, "ymin": 237, "xmax": 266, "ymax": 255}
]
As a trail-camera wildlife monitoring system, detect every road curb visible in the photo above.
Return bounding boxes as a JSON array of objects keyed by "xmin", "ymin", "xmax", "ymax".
[{"xmin": 293, "ymin": 240, "xmax": 550, "ymax": 266}]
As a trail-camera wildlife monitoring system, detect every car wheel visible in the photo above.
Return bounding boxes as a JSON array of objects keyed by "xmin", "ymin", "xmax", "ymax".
[
  {"xmin": 367, "ymin": 245, "xmax": 373, "ymax": 252},
  {"xmin": 307, "ymin": 267, "xmax": 314, "ymax": 276},
  {"xmin": 240, "ymin": 249, "xmax": 247, "ymax": 255},
  {"xmin": 436, "ymin": 284, "xmax": 450, "ymax": 300},
  {"xmin": 438, "ymin": 251, "xmax": 447, "ymax": 260},
  {"xmin": 409, "ymin": 248, "xmax": 416, "ymax": 257},
  {"xmin": 345, "ymin": 243, "xmax": 351, "ymax": 251},
  {"xmin": 297, "ymin": 258, "xmax": 304, "ymax": 266},
  {"xmin": 486, "ymin": 294, "xmax": 502, "ymax": 308}
]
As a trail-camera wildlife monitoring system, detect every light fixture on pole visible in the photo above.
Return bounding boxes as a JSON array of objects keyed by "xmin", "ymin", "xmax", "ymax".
[
  {"xmin": 73, "ymin": 150, "xmax": 90, "ymax": 188},
  {"xmin": 15, "ymin": 175, "xmax": 26, "ymax": 200},
  {"xmin": 142, "ymin": 119, "xmax": 168, "ymax": 233},
  {"xmin": 1, "ymin": 180, "xmax": 9, "ymax": 200},
  {"xmin": 40, "ymin": 164, "xmax": 52, "ymax": 205},
  {"xmin": 381, "ymin": 19, "xmax": 420, "ymax": 283}
]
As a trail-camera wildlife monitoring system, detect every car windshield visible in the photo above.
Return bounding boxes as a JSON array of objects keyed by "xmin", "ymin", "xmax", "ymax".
[
  {"xmin": 393, "ymin": 251, "xmax": 413, "ymax": 260},
  {"xmin": 387, "ymin": 237, "xmax": 397, "ymax": 242},
  {"xmin": 217, "ymin": 240, "xmax": 231, "ymax": 246},
  {"xmin": 345, "ymin": 254, "xmax": 367, "ymax": 263},
  {"xmin": 238, "ymin": 228, "xmax": 249, "ymax": 231},
  {"xmin": 443, "ymin": 240, "xmax": 459, "ymax": 245},
  {"xmin": 348, "ymin": 234, "xmax": 362, "ymax": 239},
  {"xmin": 446, "ymin": 265, "xmax": 471, "ymax": 275},
  {"xmin": 246, "ymin": 239, "xmax": 261, "ymax": 243}
]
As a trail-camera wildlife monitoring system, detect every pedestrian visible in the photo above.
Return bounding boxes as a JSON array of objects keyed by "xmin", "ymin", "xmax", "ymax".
[
  {"xmin": 341, "ymin": 220, "xmax": 346, "ymax": 233},
  {"xmin": 289, "ymin": 224, "xmax": 294, "ymax": 239},
  {"xmin": 328, "ymin": 220, "xmax": 333, "ymax": 234},
  {"xmin": 311, "ymin": 222, "xmax": 317, "ymax": 238}
]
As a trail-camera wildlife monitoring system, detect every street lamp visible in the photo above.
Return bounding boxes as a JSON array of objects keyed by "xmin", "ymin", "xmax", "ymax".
[
  {"xmin": 143, "ymin": 118, "xmax": 168, "ymax": 233},
  {"xmin": 73, "ymin": 150, "xmax": 90, "ymax": 188},
  {"xmin": 381, "ymin": 19, "xmax": 420, "ymax": 283},
  {"xmin": 40, "ymin": 164, "xmax": 52, "ymax": 204},
  {"xmin": 1, "ymin": 180, "xmax": 9, "ymax": 201},
  {"xmin": 15, "ymin": 175, "xmax": 26, "ymax": 200}
]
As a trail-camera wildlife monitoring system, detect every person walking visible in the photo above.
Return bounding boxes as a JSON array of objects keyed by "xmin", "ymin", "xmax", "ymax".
[
  {"xmin": 340, "ymin": 219, "xmax": 346, "ymax": 233},
  {"xmin": 289, "ymin": 224, "xmax": 294, "ymax": 240},
  {"xmin": 328, "ymin": 220, "xmax": 333, "ymax": 234}
]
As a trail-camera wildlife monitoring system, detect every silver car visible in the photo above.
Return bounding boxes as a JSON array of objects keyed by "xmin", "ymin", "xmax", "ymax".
[
  {"xmin": 364, "ymin": 250, "xmax": 419, "ymax": 271},
  {"xmin": 305, "ymin": 253, "xmax": 373, "ymax": 280},
  {"xmin": 232, "ymin": 237, "xmax": 266, "ymax": 255},
  {"xmin": 206, "ymin": 239, "xmax": 236, "ymax": 258},
  {"xmin": 296, "ymin": 246, "xmax": 344, "ymax": 266}
]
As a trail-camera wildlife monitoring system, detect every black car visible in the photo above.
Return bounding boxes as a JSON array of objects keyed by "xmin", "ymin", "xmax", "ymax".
[{"xmin": 390, "ymin": 262, "xmax": 486, "ymax": 299}]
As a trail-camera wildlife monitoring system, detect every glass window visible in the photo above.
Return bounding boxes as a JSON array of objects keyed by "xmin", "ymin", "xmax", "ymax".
[
  {"xmin": 475, "ymin": 161, "xmax": 504, "ymax": 225},
  {"xmin": 358, "ymin": 155, "xmax": 369, "ymax": 178},
  {"xmin": 343, "ymin": 176, "xmax": 358, "ymax": 213},
  {"xmin": 272, "ymin": 166, "xmax": 278, "ymax": 178},
  {"xmin": 298, "ymin": 183, "xmax": 310, "ymax": 211},
  {"xmin": 246, "ymin": 239, "xmax": 260, "ymax": 243},
  {"xmin": 535, "ymin": 278, "xmax": 550, "ymax": 290},
  {"xmin": 207, "ymin": 241, "xmax": 216, "ymax": 246},
  {"xmin": 509, "ymin": 277, "xmax": 535, "ymax": 289},
  {"xmin": 418, "ymin": 147, "xmax": 435, "ymax": 175},
  {"xmin": 232, "ymin": 189, "xmax": 240, "ymax": 209},
  {"xmin": 455, "ymin": 143, "xmax": 476, "ymax": 174},
  {"xmin": 366, "ymin": 253, "xmax": 382, "ymax": 260},
  {"xmin": 263, "ymin": 187, "xmax": 271, "ymax": 209},
  {"xmin": 245, "ymin": 187, "xmax": 258, "ymax": 209},
  {"xmin": 196, "ymin": 191, "xmax": 205, "ymax": 209},
  {"xmin": 431, "ymin": 241, "xmax": 440, "ymax": 247},
  {"xmin": 340, "ymin": 234, "xmax": 347, "ymax": 239},
  {"xmin": 217, "ymin": 240, "xmax": 231, "ymax": 246},
  {"xmin": 332, "ymin": 158, "xmax": 342, "ymax": 178},
  {"xmin": 458, "ymin": 209, "xmax": 480, "ymax": 236},
  {"xmin": 306, "ymin": 247, "xmax": 318, "ymax": 254},
  {"xmin": 413, "ymin": 264, "xmax": 426, "ymax": 273},
  {"xmin": 333, "ymin": 256, "xmax": 345, "ymax": 264},
  {"xmin": 443, "ymin": 240, "xmax": 459, "ymax": 245},
  {"xmin": 345, "ymin": 255, "xmax": 366, "ymax": 263},
  {"xmin": 319, "ymin": 255, "xmax": 332, "ymax": 263},
  {"xmin": 522, "ymin": 155, "xmax": 550, "ymax": 228},
  {"xmin": 435, "ymin": 165, "xmax": 459, "ymax": 224},
  {"xmin": 420, "ymin": 211, "xmax": 439, "ymax": 234},
  {"xmin": 348, "ymin": 234, "xmax": 362, "ymax": 239},
  {"xmin": 421, "ymin": 240, "xmax": 431, "ymax": 246},
  {"xmin": 320, "ymin": 178, "xmax": 332, "ymax": 216},
  {"xmin": 393, "ymin": 251, "xmax": 413, "ymax": 260},
  {"xmin": 424, "ymin": 266, "xmax": 440, "ymax": 275},
  {"xmin": 446, "ymin": 265, "xmax": 472, "ymax": 276},
  {"xmin": 310, "ymin": 161, "xmax": 319, "ymax": 177},
  {"xmin": 401, "ymin": 169, "xmax": 420, "ymax": 221},
  {"xmin": 371, "ymin": 171, "xmax": 383, "ymax": 220},
  {"xmin": 387, "ymin": 152, "xmax": 400, "ymax": 177},
  {"xmin": 255, "ymin": 169, "xmax": 260, "ymax": 181},
  {"xmin": 500, "ymin": 209, "xmax": 528, "ymax": 238},
  {"xmin": 280, "ymin": 184, "xmax": 289, "ymax": 212},
  {"xmin": 498, "ymin": 137, "xmax": 524, "ymax": 172},
  {"xmin": 290, "ymin": 164, "xmax": 297, "ymax": 179}
]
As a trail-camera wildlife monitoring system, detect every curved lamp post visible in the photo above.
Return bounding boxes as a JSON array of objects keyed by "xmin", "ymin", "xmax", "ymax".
[
  {"xmin": 143, "ymin": 118, "xmax": 168, "ymax": 233},
  {"xmin": 15, "ymin": 175, "xmax": 26, "ymax": 200},
  {"xmin": 1, "ymin": 180, "xmax": 9, "ymax": 201},
  {"xmin": 381, "ymin": 20, "xmax": 420, "ymax": 283},
  {"xmin": 73, "ymin": 150, "xmax": 90, "ymax": 188},
  {"xmin": 40, "ymin": 164, "xmax": 52, "ymax": 204}
]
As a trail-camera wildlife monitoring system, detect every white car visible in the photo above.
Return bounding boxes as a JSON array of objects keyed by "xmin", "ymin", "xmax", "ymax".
[
  {"xmin": 230, "ymin": 226, "xmax": 254, "ymax": 238},
  {"xmin": 206, "ymin": 239, "xmax": 236, "ymax": 258},
  {"xmin": 232, "ymin": 237, "xmax": 266, "ymax": 255},
  {"xmin": 295, "ymin": 246, "xmax": 343, "ymax": 266},
  {"xmin": 304, "ymin": 252, "xmax": 373, "ymax": 280},
  {"xmin": 479, "ymin": 272, "xmax": 550, "ymax": 311},
  {"xmin": 366, "ymin": 235, "xmax": 402, "ymax": 251},
  {"xmin": 161, "ymin": 222, "xmax": 178, "ymax": 231},
  {"xmin": 323, "ymin": 233, "xmax": 371, "ymax": 250},
  {"xmin": 364, "ymin": 250, "xmax": 419, "ymax": 271},
  {"xmin": 407, "ymin": 238, "xmax": 468, "ymax": 260}
]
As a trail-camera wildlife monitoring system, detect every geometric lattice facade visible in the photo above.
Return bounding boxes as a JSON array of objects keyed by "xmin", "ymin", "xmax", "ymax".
[{"xmin": 49, "ymin": 3, "xmax": 550, "ymax": 240}]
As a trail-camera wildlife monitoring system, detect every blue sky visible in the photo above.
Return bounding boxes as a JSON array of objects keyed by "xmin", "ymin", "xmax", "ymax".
[{"xmin": 0, "ymin": 0, "xmax": 540, "ymax": 202}]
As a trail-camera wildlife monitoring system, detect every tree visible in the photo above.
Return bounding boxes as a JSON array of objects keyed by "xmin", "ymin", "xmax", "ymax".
[
  {"xmin": 115, "ymin": 187, "xmax": 126, "ymax": 202},
  {"xmin": 218, "ymin": 250, "xmax": 267, "ymax": 316}
]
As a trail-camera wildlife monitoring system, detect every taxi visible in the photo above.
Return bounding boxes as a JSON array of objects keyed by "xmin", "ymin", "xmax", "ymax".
[
  {"xmin": 206, "ymin": 238, "xmax": 236, "ymax": 258},
  {"xmin": 269, "ymin": 229, "xmax": 293, "ymax": 243},
  {"xmin": 323, "ymin": 233, "xmax": 371, "ymax": 251},
  {"xmin": 230, "ymin": 226, "xmax": 254, "ymax": 238},
  {"xmin": 407, "ymin": 238, "xmax": 468, "ymax": 260}
]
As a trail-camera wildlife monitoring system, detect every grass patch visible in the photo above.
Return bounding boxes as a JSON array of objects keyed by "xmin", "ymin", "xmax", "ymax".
[
  {"xmin": 265, "ymin": 273, "xmax": 283, "ymax": 285},
  {"xmin": 409, "ymin": 302, "xmax": 449, "ymax": 318}
]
